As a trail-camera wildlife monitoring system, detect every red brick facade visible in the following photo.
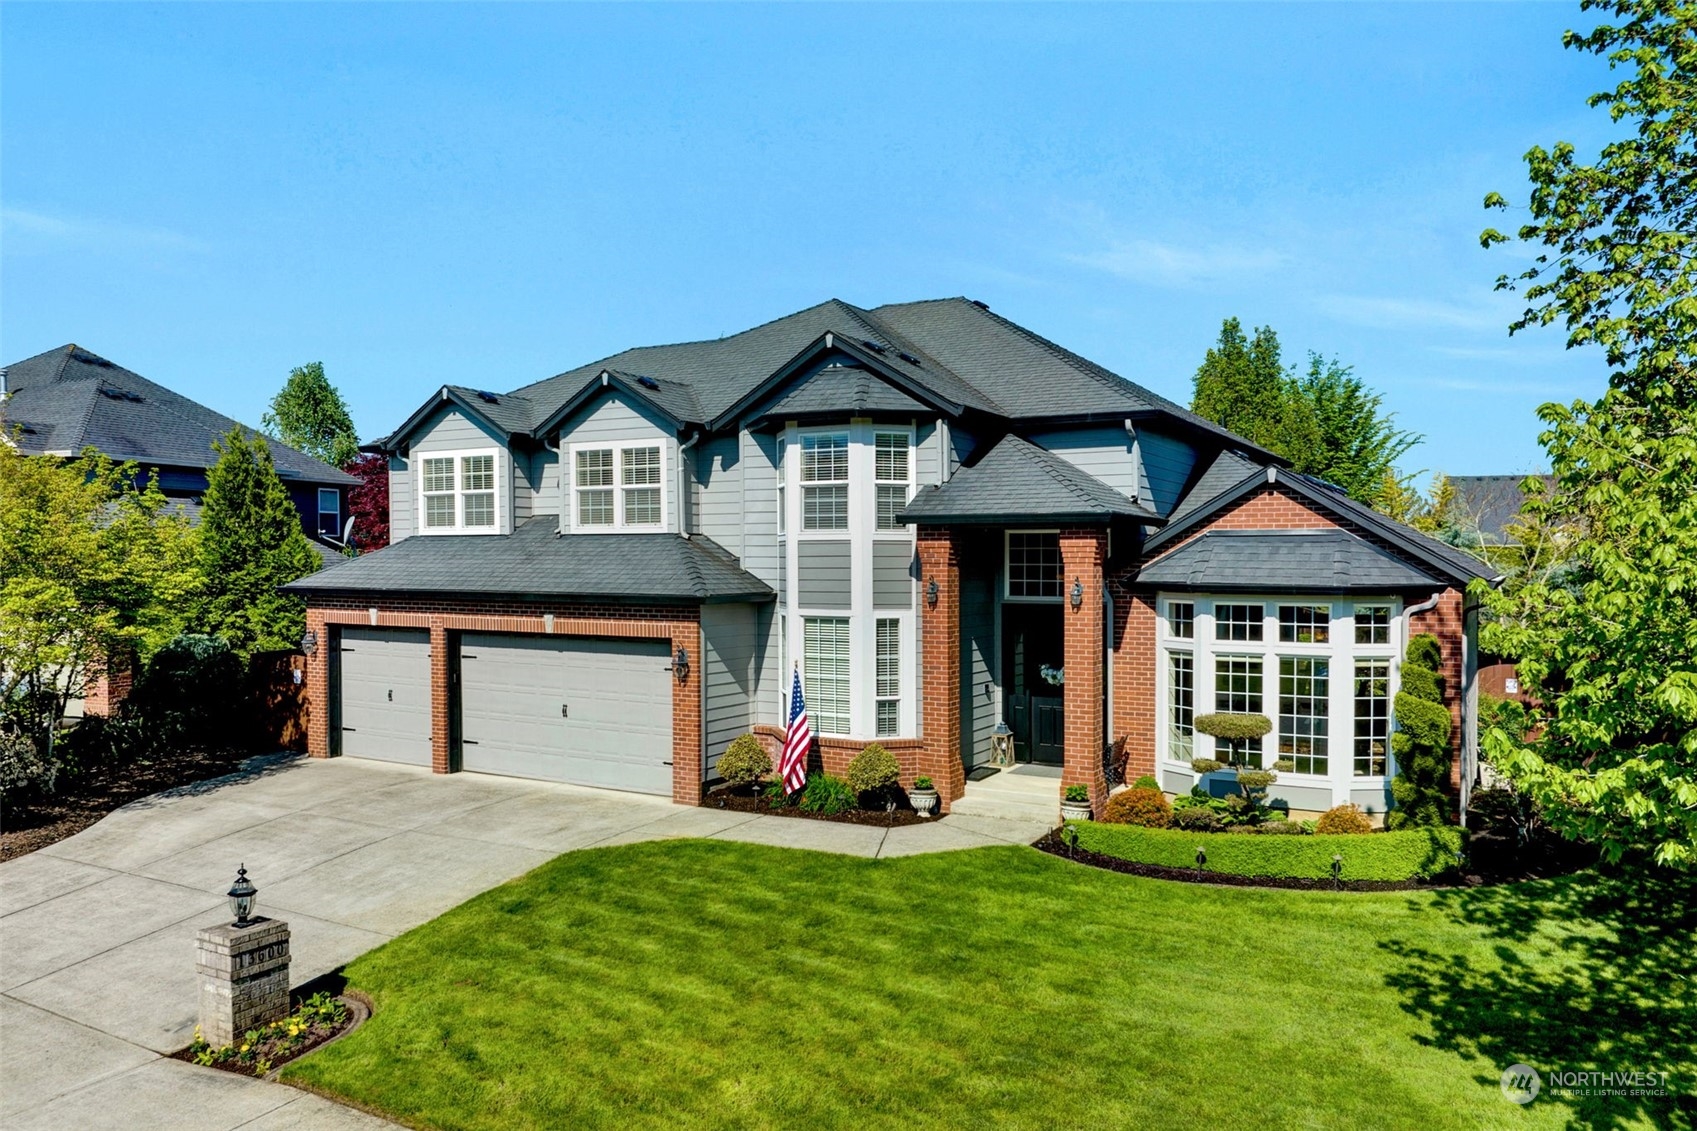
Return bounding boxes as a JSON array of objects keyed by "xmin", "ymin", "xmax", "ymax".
[
  {"xmin": 1060, "ymin": 529, "xmax": 1109, "ymax": 813},
  {"xmin": 916, "ymin": 527, "xmax": 967, "ymax": 810},
  {"xmin": 303, "ymin": 596, "xmax": 705, "ymax": 805}
]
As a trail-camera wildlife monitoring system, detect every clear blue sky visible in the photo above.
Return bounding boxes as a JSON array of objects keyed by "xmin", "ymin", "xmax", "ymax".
[{"xmin": 3, "ymin": 3, "xmax": 1615, "ymax": 476}]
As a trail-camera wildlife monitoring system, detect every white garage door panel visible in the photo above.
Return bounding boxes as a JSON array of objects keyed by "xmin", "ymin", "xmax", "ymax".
[
  {"xmin": 339, "ymin": 627, "xmax": 432, "ymax": 765},
  {"xmin": 459, "ymin": 633, "xmax": 673, "ymax": 795}
]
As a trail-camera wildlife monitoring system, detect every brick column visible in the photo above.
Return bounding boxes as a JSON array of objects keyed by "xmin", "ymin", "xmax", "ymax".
[
  {"xmin": 1060, "ymin": 528, "xmax": 1108, "ymax": 813},
  {"xmin": 305, "ymin": 608, "xmax": 331, "ymax": 759},
  {"xmin": 917, "ymin": 528, "xmax": 966, "ymax": 810},
  {"xmin": 671, "ymin": 622, "xmax": 703, "ymax": 805},
  {"xmin": 429, "ymin": 618, "xmax": 451, "ymax": 774},
  {"xmin": 1111, "ymin": 580, "xmax": 1158, "ymax": 784}
]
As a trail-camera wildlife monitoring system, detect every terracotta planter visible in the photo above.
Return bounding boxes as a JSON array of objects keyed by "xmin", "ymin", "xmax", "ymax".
[{"xmin": 910, "ymin": 788, "xmax": 939, "ymax": 818}]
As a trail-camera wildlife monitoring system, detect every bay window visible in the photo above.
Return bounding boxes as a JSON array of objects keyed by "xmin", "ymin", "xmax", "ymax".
[
  {"xmin": 801, "ymin": 432, "xmax": 849, "ymax": 531},
  {"xmin": 804, "ymin": 616, "xmax": 851, "ymax": 735},
  {"xmin": 874, "ymin": 432, "xmax": 910, "ymax": 530}
]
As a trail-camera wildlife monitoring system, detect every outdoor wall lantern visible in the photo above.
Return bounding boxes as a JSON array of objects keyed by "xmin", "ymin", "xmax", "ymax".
[
  {"xmin": 299, "ymin": 629, "xmax": 318, "ymax": 656},
  {"xmin": 926, "ymin": 577, "xmax": 939, "ymax": 608},
  {"xmin": 1070, "ymin": 577, "xmax": 1084, "ymax": 610},
  {"xmin": 227, "ymin": 864, "xmax": 258, "ymax": 929},
  {"xmin": 673, "ymin": 646, "xmax": 690, "ymax": 682}
]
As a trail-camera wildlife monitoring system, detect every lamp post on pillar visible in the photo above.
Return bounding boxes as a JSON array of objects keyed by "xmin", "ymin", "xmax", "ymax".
[{"xmin": 195, "ymin": 865, "xmax": 291, "ymax": 1047}]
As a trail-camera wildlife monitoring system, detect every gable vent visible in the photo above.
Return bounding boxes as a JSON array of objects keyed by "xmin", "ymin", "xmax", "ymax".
[
  {"xmin": 475, "ymin": 390, "xmax": 500, "ymax": 403},
  {"xmin": 859, "ymin": 339, "xmax": 887, "ymax": 354},
  {"xmin": 636, "ymin": 375, "xmax": 661, "ymax": 390}
]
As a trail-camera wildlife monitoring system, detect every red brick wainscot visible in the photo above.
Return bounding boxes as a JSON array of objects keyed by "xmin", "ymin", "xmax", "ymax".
[{"xmin": 302, "ymin": 596, "xmax": 704, "ymax": 805}]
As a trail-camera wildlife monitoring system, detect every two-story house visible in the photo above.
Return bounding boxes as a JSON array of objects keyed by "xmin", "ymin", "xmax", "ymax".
[{"xmin": 284, "ymin": 298, "xmax": 1495, "ymax": 817}]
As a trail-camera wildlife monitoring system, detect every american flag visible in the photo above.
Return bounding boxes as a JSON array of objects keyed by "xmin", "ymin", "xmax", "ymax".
[{"xmin": 781, "ymin": 666, "xmax": 810, "ymax": 794}]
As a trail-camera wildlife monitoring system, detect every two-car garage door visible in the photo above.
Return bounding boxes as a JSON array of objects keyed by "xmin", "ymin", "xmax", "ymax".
[
  {"xmin": 459, "ymin": 634, "xmax": 674, "ymax": 795},
  {"xmin": 336, "ymin": 627, "xmax": 674, "ymax": 795}
]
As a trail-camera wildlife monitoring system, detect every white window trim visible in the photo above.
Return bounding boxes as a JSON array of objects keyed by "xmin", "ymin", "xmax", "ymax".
[
  {"xmin": 417, "ymin": 447, "xmax": 503, "ymax": 535},
  {"xmin": 1155, "ymin": 594, "xmax": 1404, "ymax": 805},
  {"xmin": 566, "ymin": 440, "xmax": 669, "ymax": 534},
  {"xmin": 317, "ymin": 488, "xmax": 341, "ymax": 538},
  {"xmin": 781, "ymin": 422, "xmax": 917, "ymax": 740},
  {"xmin": 1004, "ymin": 528, "xmax": 1064, "ymax": 603}
]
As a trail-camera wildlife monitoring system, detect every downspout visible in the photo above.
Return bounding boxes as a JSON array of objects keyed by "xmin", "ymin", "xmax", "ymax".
[
  {"xmin": 544, "ymin": 434, "xmax": 563, "ymax": 535},
  {"xmin": 678, "ymin": 430, "xmax": 700, "ymax": 537},
  {"xmin": 1123, "ymin": 419, "xmax": 1141, "ymax": 504},
  {"xmin": 937, "ymin": 417, "xmax": 952, "ymax": 484},
  {"xmin": 1401, "ymin": 590, "xmax": 1445, "ymax": 821},
  {"xmin": 1460, "ymin": 595, "xmax": 1483, "ymax": 829}
]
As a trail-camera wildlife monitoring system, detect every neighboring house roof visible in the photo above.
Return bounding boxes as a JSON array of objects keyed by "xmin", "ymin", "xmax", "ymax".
[
  {"xmin": 759, "ymin": 363, "xmax": 933, "ymax": 421},
  {"xmin": 1135, "ymin": 529, "xmax": 1441, "ymax": 592},
  {"xmin": 1448, "ymin": 474, "xmax": 1553, "ymax": 544},
  {"xmin": 1143, "ymin": 463, "xmax": 1499, "ymax": 586},
  {"xmin": 1, "ymin": 345, "xmax": 355, "ymax": 486},
  {"xmin": 375, "ymin": 298, "xmax": 1281, "ymax": 462},
  {"xmin": 901, "ymin": 434, "xmax": 1163, "ymax": 525},
  {"xmin": 281, "ymin": 517, "xmax": 775, "ymax": 603}
]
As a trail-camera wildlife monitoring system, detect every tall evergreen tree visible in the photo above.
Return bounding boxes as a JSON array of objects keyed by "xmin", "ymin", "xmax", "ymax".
[
  {"xmin": 195, "ymin": 428, "xmax": 320, "ymax": 657},
  {"xmin": 262, "ymin": 362, "xmax": 360, "ymax": 469},
  {"xmin": 1295, "ymin": 354, "xmax": 1421, "ymax": 502},
  {"xmin": 1192, "ymin": 318, "xmax": 1289, "ymax": 450}
]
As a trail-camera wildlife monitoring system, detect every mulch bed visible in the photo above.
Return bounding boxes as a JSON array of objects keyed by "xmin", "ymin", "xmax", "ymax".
[
  {"xmin": 704, "ymin": 785, "xmax": 942, "ymax": 828},
  {"xmin": 1033, "ymin": 830, "xmax": 1593, "ymax": 890},
  {"xmin": 169, "ymin": 992, "xmax": 369, "ymax": 1079},
  {"xmin": 1, "ymin": 747, "xmax": 252, "ymax": 863}
]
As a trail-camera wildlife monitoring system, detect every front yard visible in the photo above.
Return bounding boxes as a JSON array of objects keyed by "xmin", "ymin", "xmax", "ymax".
[{"xmin": 285, "ymin": 841, "xmax": 1694, "ymax": 1130}]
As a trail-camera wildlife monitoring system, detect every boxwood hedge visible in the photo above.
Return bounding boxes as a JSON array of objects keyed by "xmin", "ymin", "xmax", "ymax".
[{"xmin": 1068, "ymin": 821, "xmax": 1464, "ymax": 882}]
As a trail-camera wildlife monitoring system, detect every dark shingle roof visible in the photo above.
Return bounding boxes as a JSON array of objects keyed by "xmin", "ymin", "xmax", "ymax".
[
  {"xmin": 1448, "ymin": 474, "xmax": 1553, "ymax": 544},
  {"xmin": 761, "ymin": 364, "xmax": 932, "ymax": 420},
  {"xmin": 1166, "ymin": 448, "xmax": 1265, "ymax": 524},
  {"xmin": 440, "ymin": 387, "xmax": 536, "ymax": 437},
  {"xmin": 901, "ymin": 434, "xmax": 1161, "ymax": 525},
  {"xmin": 2, "ymin": 345, "xmax": 354, "ymax": 485},
  {"xmin": 1135, "ymin": 529, "xmax": 1441, "ymax": 592},
  {"xmin": 281, "ymin": 518, "xmax": 773, "ymax": 603}
]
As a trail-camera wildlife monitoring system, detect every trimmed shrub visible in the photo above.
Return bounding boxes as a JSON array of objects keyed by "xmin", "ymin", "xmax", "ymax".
[
  {"xmin": 845, "ymin": 743, "xmax": 900, "ymax": 798},
  {"xmin": 1316, "ymin": 803, "xmax": 1374, "ymax": 835},
  {"xmin": 1256, "ymin": 819, "xmax": 1307, "ymax": 835},
  {"xmin": 1190, "ymin": 758, "xmax": 1225, "ymax": 775},
  {"xmin": 799, "ymin": 773, "xmax": 857, "ymax": 816},
  {"xmin": 1131, "ymin": 775, "xmax": 1160, "ymax": 791},
  {"xmin": 130, "ymin": 634, "xmax": 244, "ymax": 748},
  {"xmin": 1172, "ymin": 804, "xmax": 1223, "ymax": 832},
  {"xmin": 1102, "ymin": 787, "xmax": 1173, "ymax": 828},
  {"xmin": 1071, "ymin": 822, "xmax": 1465, "ymax": 881},
  {"xmin": 1235, "ymin": 770, "xmax": 1277, "ymax": 794},
  {"xmin": 1388, "ymin": 632, "xmax": 1453, "ymax": 830},
  {"xmin": 717, "ymin": 734, "xmax": 771, "ymax": 788},
  {"xmin": 1193, "ymin": 712, "xmax": 1272, "ymax": 766},
  {"xmin": 0, "ymin": 728, "xmax": 55, "ymax": 807}
]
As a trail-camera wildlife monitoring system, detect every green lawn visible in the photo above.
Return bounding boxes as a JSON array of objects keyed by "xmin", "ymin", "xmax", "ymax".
[{"xmin": 285, "ymin": 841, "xmax": 1694, "ymax": 1131}]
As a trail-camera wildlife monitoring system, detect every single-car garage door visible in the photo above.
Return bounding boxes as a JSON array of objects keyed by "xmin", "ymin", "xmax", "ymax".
[
  {"xmin": 337, "ymin": 627, "xmax": 432, "ymax": 765},
  {"xmin": 458, "ymin": 633, "xmax": 673, "ymax": 794}
]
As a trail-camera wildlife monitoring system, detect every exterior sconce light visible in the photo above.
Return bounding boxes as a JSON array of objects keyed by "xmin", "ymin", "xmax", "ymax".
[
  {"xmin": 926, "ymin": 577, "xmax": 939, "ymax": 608},
  {"xmin": 673, "ymin": 646, "xmax": 690, "ymax": 682},
  {"xmin": 299, "ymin": 629, "xmax": 317, "ymax": 656},
  {"xmin": 227, "ymin": 864, "xmax": 258, "ymax": 929},
  {"xmin": 1070, "ymin": 577, "xmax": 1084, "ymax": 610}
]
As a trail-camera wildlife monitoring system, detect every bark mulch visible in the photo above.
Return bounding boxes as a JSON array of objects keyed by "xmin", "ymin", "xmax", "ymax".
[
  {"xmin": 1, "ymin": 747, "xmax": 255, "ymax": 863},
  {"xmin": 704, "ymin": 785, "xmax": 942, "ymax": 828}
]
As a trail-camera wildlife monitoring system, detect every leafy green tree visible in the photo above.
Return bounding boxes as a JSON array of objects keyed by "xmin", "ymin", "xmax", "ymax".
[
  {"xmin": 0, "ymin": 443, "xmax": 198, "ymax": 753},
  {"xmin": 1295, "ymin": 354, "xmax": 1421, "ymax": 503},
  {"xmin": 262, "ymin": 362, "xmax": 360, "ymax": 468},
  {"xmin": 195, "ymin": 428, "xmax": 321, "ymax": 657},
  {"xmin": 1387, "ymin": 634, "xmax": 1453, "ymax": 829},
  {"xmin": 1478, "ymin": 0, "xmax": 1697, "ymax": 867}
]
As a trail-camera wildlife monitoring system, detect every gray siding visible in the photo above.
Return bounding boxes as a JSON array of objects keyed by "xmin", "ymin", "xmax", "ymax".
[
  {"xmin": 388, "ymin": 454, "xmax": 414, "ymax": 542},
  {"xmin": 695, "ymin": 433, "xmax": 742, "ymax": 553},
  {"xmin": 512, "ymin": 447, "xmax": 554, "ymax": 524},
  {"xmin": 1268, "ymin": 783, "xmax": 1335, "ymax": 814},
  {"xmin": 1029, "ymin": 425, "xmax": 1139, "ymax": 500},
  {"xmin": 405, "ymin": 405, "xmax": 515, "ymax": 535},
  {"xmin": 948, "ymin": 423, "xmax": 976, "ymax": 475},
  {"xmin": 797, "ymin": 540, "xmax": 852, "ymax": 609},
  {"xmin": 753, "ymin": 604, "xmax": 783, "ymax": 728},
  {"xmin": 701, "ymin": 602, "xmax": 761, "ymax": 780},
  {"xmin": 1162, "ymin": 767, "xmax": 1196, "ymax": 795},
  {"xmin": 740, "ymin": 431, "xmax": 780, "ymax": 588},
  {"xmin": 915, "ymin": 420, "xmax": 940, "ymax": 487},
  {"xmin": 556, "ymin": 393, "xmax": 678, "ymax": 531},
  {"xmin": 1350, "ymin": 784, "xmax": 1394, "ymax": 818},
  {"xmin": 959, "ymin": 552, "xmax": 997, "ymax": 767},
  {"xmin": 872, "ymin": 541, "xmax": 915, "ymax": 610},
  {"xmin": 1140, "ymin": 428, "xmax": 1199, "ymax": 516}
]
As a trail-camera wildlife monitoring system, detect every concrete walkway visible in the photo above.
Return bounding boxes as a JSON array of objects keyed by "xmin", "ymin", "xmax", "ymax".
[{"xmin": 0, "ymin": 754, "xmax": 1049, "ymax": 1129}]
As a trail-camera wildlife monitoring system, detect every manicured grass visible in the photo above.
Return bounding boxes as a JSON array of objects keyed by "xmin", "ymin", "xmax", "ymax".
[{"xmin": 285, "ymin": 842, "xmax": 1695, "ymax": 1131}]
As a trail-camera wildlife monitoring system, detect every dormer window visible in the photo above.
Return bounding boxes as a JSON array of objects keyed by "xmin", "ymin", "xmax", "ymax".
[
  {"xmin": 570, "ymin": 442, "xmax": 666, "ymax": 532},
  {"xmin": 420, "ymin": 450, "xmax": 499, "ymax": 532}
]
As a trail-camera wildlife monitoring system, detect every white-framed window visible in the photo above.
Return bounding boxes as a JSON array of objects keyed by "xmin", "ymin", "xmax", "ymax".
[
  {"xmin": 569, "ymin": 441, "xmax": 666, "ymax": 533},
  {"xmin": 1006, "ymin": 530, "xmax": 1063, "ymax": 601},
  {"xmin": 419, "ymin": 449, "xmax": 499, "ymax": 533},
  {"xmin": 874, "ymin": 431, "xmax": 911, "ymax": 531},
  {"xmin": 875, "ymin": 618, "xmax": 901, "ymax": 737},
  {"xmin": 317, "ymin": 488, "xmax": 341, "ymax": 537},
  {"xmin": 800, "ymin": 432, "xmax": 849, "ymax": 531},
  {"xmin": 803, "ymin": 616, "xmax": 851, "ymax": 736},
  {"xmin": 775, "ymin": 437, "xmax": 787, "ymax": 536},
  {"xmin": 1157, "ymin": 595, "xmax": 1404, "ymax": 795}
]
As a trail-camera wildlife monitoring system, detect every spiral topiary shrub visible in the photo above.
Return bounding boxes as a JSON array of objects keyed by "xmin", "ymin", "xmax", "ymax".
[
  {"xmin": 1173, "ymin": 804, "xmax": 1223, "ymax": 832},
  {"xmin": 1316, "ymin": 803, "xmax": 1374, "ymax": 835},
  {"xmin": 717, "ymin": 734, "xmax": 771, "ymax": 788},
  {"xmin": 1388, "ymin": 633, "xmax": 1453, "ymax": 830},
  {"xmin": 1102, "ymin": 786, "xmax": 1173, "ymax": 828},
  {"xmin": 845, "ymin": 743, "xmax": 900, "ymax": 800}
]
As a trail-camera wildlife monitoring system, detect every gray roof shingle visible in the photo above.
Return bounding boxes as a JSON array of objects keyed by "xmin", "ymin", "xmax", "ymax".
[
  {"xmin": 761, "ymin": 364, "xmax": 932, "ymax": 419},
  {"xmin": 1135, "ymin": 529, "xmax": 1441, "ymax": 592},
  {"xmin": 2, "ymin": 345, "xmax": 354, "ymax": 485},
  {"xmin": 282, "ymin": 517, "xmax": 774, "ymax": 603},
  {"xmin": 901, "ymin": 434, "xmax": 1161, "ymax": 524}
]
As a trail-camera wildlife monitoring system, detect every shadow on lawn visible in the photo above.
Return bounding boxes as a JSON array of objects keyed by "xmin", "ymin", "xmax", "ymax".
[{"xmin": 1381, "ymin": 864, "xmax": 1697, "ymax": 1129}]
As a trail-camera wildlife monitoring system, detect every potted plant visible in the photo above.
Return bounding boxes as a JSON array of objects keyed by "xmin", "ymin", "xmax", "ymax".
[
  {"xmin": 1061, "ymin": 783, "xmax": 1092, "ymax": 823},
  {"xmin": 909, "ymin": 775, "xmax": 939, "ymax": 818}
]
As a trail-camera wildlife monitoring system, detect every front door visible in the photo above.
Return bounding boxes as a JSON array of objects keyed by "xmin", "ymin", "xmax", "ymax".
[{"xmin": 1003, "ymin": 604, "xmax": 1064, "ymax": 765}]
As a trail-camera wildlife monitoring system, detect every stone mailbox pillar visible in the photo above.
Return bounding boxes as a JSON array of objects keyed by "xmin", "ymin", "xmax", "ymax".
[{"xmin": 196, "ymin": 918, "xmax": 291, "ymax": 1047}]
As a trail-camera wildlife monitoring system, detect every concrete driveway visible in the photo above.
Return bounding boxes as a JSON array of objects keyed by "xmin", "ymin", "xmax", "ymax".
[{"xmin": 2, "ymin": 753, "xmax": 1046, "ymax": 1129}]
